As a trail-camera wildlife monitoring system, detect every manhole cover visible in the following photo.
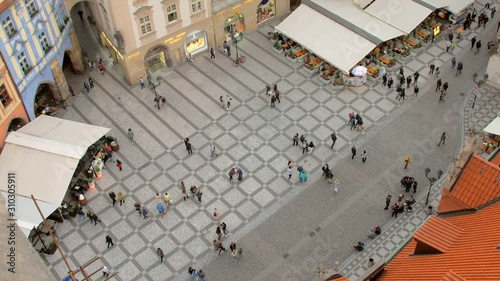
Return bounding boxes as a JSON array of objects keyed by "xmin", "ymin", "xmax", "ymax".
[{"xmin": 460, "ymin": 92, "xmax": 465, "ymax": 96}]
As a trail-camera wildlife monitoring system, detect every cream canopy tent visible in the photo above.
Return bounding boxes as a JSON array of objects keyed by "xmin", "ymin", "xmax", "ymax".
[
  {"xmin": 483, "ymin": 117, "xmax": 500, "ymax": 136},
  {"xmin": 0, "ymin": 115, "xmax": 110, "ymax": 237}
]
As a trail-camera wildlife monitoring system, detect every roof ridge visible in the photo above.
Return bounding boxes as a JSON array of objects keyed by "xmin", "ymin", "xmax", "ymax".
[{"xmin": 413, "ymin": 216, "xmax": 464, "ymax": 253}]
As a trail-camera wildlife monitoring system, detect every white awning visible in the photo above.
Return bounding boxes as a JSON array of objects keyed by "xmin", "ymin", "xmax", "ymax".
[
  {"xmin": 414, "ymin": 0, "xmax": 448, "ymax": 10},
  {"xmin": 276, "ymin": 5, "xmax": 376, "ymax": 73},
  {"xmin": 0, "ymin": 115, "xmax": 110, "ymax": 236},
  {"xmin": 311, "ymin": 0, "xmax": 406, "ymax": 42},
  {"xmin": 446, "ymin": 0, "xmax": 473, "ymax": 14},
  {"xmin": 483, "ymin": 117, "xmax": 500, "ymax": 136},
  {"xmin": 364, "ymin": 0, "xmax": 434, "ymax": 34}
]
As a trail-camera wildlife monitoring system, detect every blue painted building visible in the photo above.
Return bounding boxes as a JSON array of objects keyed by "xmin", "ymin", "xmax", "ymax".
[{"xmin": 0, "ymin": 0, "xmax": 81, "ymax": 120}]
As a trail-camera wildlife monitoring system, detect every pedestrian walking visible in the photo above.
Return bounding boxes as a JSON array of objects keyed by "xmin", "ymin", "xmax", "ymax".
[
  {"xmin": 219, "ymin": 95, "xmax": 225, "ymax": 109},
  {"xmin": 195, "ymin": 188, "xmax": 203, "ymax": 203},
  {"xmin": 213, "ymin": 208, "xmax": 221, "ymax": 223},
  {"xmin": 88, "ymin": 60, "xmax": 95, "ymax": 70},
  {"xmin": 361, "ymin": 150, "xmax": 367, "ymax": 163},
  {"xmin": 446, "ymin": 40, "xmax": 451, "ymax": 52},
  {"xmin": 397, "ymin": 88, "xmax": 405, "ymax": 101},
  {"xmin": 77, "ymin": 208, "xmax": 85, "ymax": 222},
  {"xmin": 406, "ymin": 76, "xmax": 412, "ymax": 88},
  {"xmin": 108, "ymin": 191, "xmax": 116, "ymax": 206},
  {"xmin": 223, "ymin": 40, "xmax": 228, "ymax": 55},
  {"xmin": 443, "ymin": 82, "xmax": 449, "ymax": 93},
  {"xmin": 105, "ymin": 235, "xmax": 114, "ymax": 248},
  {"xmin": 229, "ymin": 241, "xmax": 237, "ymax": 252},
  {"xmin": 308, "ymin": 141, "xmax": 315, "ymax": 153},
  {"xmin": 238, "ymin": 247, "xmax": 243, "ymax": 260},
  {"xmin": 451, "ymin": 57, "xmax": 456, "ymax": 69},
  {"xmin": 182, "ymin": 186, "xmax": 188, "ymax": 201},
  {"xmin": 88, "ymin": 78, "xmax": 94, "ymax": 89},
  {"xmin": 140, "ymin": 77, "xmax": 145, "ymax": 89},
  {"xmin": 117, "ymin": 192, "xmax": 126, "ymax": 206},
  {"xmin": 116, "ymin": 159, "xmax": 123, "ymax": 171},
  {"xmin": 141, "ymin": 205, "xmax": 150, "ymax": 219},
  {"xmin": 382, "ymin": 73, "xmax": 387, "ymax": 86},
  {"xmin": 412, "ymin": 85, "xmax": 419, "ymax": 100},
  {"xmin": 475, "ymin": 40, "xmax": 482, "ymax": 54},
  {"xmin": 456, "ymin": 61, "xmax": 463, "ymax": 76},
  {"xmin": 412, "ymin": 181, "xmax": 418, "ymax": 193},
  {"xmin": 331, "ymin": 132, "xmax": 337, "ymax": 148},
  {"xmin": 404, "ymin": 156, "xmax": 411, "ymax": 169},
  {"xmin": 274, "ymin": 90, "xmax": 281, "ymax": 103},
  {"xmin": 302, "ymin": 140, "xmax": 308, "ymax": 154},
  {"xmin": 384, "ymin": 194, "xmax": 392, "ymax": 210},
  {"xmin": 98, "ymin": 62, "xmax": 105, "ymax": 75},
  {"xmin": 237, "ymin": 167, "xmax": 243, "ymax": 180},
  {"xmin": 439, "ymin": 90, "xmax": 445, "ymax": 103},
  {"xmin": 226, "ymin": 94, "xmax": 232, "ymax": 110},
  {"xmin": 438, "ymin": 132, "xmax": 446, "ymax": 146},
  {"xmin": 287, "ymin": 167, "xmax": 292, "ymax": 179},
  {"xmin": 163, "ymin": 193, "xmax": 172, "ymax": 208},
  {"xmin": 127, "ymin": 128, "xmax": 134, "ymax": 143},
  {"xmin": 102, "ymin": 266, "xmax": 110, "ymax": 277},
  {"xmin": 157, "ymin": 202, "xmax": 165, "ymax": 218},
  {"xmin": 266, "ymin": 84, "xmax": 271, "ymax": 96},
  {"xmin": 190, "ymin": 185, "xmax": 197, "ymax": 199},
  {"xmin": 157, "ymin": 248, "xmax": 164, "ymax": 262},
  {"xmin": 229, "ymin": 167, "xmax": 235, "ymax": 181},
  {"xmin": 271, "ymin": 94, "xmax": 276, "ymax": 108},
  {"xmin": 413, "ymin": 71, "xmax": 419, "ymax": 85},
  {"xmin": 435, "ymin": 79, "xmax": 442, "ymax": 92},
  {"xmin": 68, "ymin": 85, "xmax": 75, "ymax": 97},
  {"xmin": 471, "ymin": 36, "xmax": 477, "ymax": 50},
  {"xmin": 198, "ymin": 269, "xmax": 206, "ymax": 281},
  {"xmin": 399, "ymin": 67, "xmax": 404, "ymax": 77},
  {"xmin": 387, "ymin": 77, "xmax": 393, "ymax": 88},
  {"xmin": 429, "ymin": 63, "xmax": 435, "ymax": 74},
  {"xmin": 220, "ymin": 222, "xmax": 228, "ymax": 237},
  {"xmin": 351, "ymin": 147, "xmax": 357, "ymax": 159},
  {"xmin": 210, "ymin": 144, "xmax": 217, "ymax": 157},
  {"xmin": 434, "ymin": 67, "xmax": 440, "ymax": 79},
  {"xmin": 210, "ymin": 47, "xmax": 216, "ymax": 59},
  {"xmin": 214, "ymin": 240, "xmax": 226, "ymax": 255},
  {"xmin": 231, "ymin": 250, "xmax": 238, "ymax": 262},
  {"xmin": 84, "ymin": 81, "xmax": 90, "ymax": 94},
  {"xmin": 334, "ymin": 179, "xmax": 340, "ymax": 193},
  {"xmin": 134, "ymin": 202, "xmax": 141, "ymax": 216},
  {"xmin": 293, "ymin": 133, "xmax": 299, "ymax": 146},
  {"xmin": 274, "ymin": 84, "xmax": 278, "ymax": 92}
]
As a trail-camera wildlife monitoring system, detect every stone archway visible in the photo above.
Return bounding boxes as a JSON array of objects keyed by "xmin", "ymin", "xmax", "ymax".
[
  {"xmin": 7, "ymin": 118, "xmax": 27, "ymax": 133},
  {"xmin": 34, "ymin": 82, "xmax": 60, "ymax": 116},
  {"xmin": 144, "ymin": 45, "xmax": 170, "ymax": 73}
]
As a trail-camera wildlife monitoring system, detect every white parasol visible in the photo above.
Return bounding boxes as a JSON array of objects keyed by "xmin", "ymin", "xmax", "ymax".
[{"xmin": 351, "ymin": 66, "xmax": 368, "ymax": 77}]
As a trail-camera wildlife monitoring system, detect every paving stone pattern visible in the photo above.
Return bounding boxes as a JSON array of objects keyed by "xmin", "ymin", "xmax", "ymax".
[{"xmin": 42, "ymin": 2, "xmax": 496, "ymax": 280}]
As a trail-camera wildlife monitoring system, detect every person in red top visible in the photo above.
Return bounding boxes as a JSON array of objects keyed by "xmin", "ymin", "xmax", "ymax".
[
  {"xmin": 116, "ymin": 160, "xmax": 123, "ymax": 171},
  {"xmin": 98, "ymin": 62, "xmax": 105, "ymax": 74}
]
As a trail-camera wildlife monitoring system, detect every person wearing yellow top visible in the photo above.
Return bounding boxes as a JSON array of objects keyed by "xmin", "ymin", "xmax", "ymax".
[
  {"xmin": 163, "ymin": 193, "xmax": 172, "ymax": 208},
  {"xmin": 117, "ymin": 192, "xmax": 126, "ymax": 206}
]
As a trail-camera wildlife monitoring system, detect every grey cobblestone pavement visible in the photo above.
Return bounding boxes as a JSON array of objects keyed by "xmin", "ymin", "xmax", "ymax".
[{"xmin": 41, "ymin": 1, "xmax": 498, "ymax": 280}]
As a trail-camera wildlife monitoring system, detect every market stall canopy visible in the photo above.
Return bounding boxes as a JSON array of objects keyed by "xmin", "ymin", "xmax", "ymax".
[
  {"xmin": 0, "ymin": 115, "xmax": 110, "ymax": 236},
  {"xmin": 412, "ymin": 0, "xmax": 448, "ymax": 10},
  {"xmin": 483, "ymin": 116, "xmax": 500, "ymax": 136},
  {"xmin": 307, "ymin": 0, "xmax": 406, "ymax": 43},
  {"xmin": 276, "ymin": 5, "xmax": 376, "ymax": 74},
  {"xmin": 445, "ymin": 0, "xmax": 473, "ymax": 14},
  {"xmin": 364, "ymin": 0, "xmax": 434, "ymax": 34}
]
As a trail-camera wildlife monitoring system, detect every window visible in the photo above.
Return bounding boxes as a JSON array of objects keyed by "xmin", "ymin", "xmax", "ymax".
[
  {"xmin": 166, "ymin": 4, "xmax": 178, "ymax": 23},
  {"xmin": 17, "ymin": 52, "xmax": 31, "ymax": 74},
  {"xmin": 24, "ymin": 0, "xmax": 38, "ymax": 18},
  {"xmin": 38, "ymin": 31, "xmax": 50, "ymax": 52},
  {"xmin": 2, "ymin": 17, "xmax": 17, "ymax": 38},
  {"xmin": 0, "ymin": 84, "xmax": 12, "ymax": 108},
  {"xmin": 191, "ymin": 0, "xmax": 202, "ymax": 13},
  {"xmin": 139, "ymin": 15, "xmax": 152, "ymax": 35},
  {"xmin": 55, "ymin": 4, "xmax": 67, "ymax": 29}
]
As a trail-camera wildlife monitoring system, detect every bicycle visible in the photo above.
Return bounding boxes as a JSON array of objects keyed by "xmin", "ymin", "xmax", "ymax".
[{"xmin": 233, "ymin": 55, "xmax": 246, "ymax": 67}]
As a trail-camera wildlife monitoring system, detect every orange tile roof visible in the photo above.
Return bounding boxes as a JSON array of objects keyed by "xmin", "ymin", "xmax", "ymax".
[
  {"xmin": 490, "ymin": 151, "xmax": 500, "ymax": 166},
  {"xmin": 377, "ymin": 202, "xmax": 500, "ymax": 281},
  {"xmin": 0, "ymin": 0, "xmax": 15, "ymax": 14},
  {"xmin": 438, "ymin": 154, "xmax": 500, "ymax": 213},
  {"xmin": 412, "ymin": 216, "xmax": 464, "ymax": 253}
]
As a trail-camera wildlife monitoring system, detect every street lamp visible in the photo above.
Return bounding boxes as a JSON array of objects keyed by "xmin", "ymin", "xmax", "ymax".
[
  {"xmin": 230, "ymin": 25, "xmax": 239, "ymax": 59},
  {"xmin": 424, "ymin": 168, "xmax": 443, "ymax": 205},
  {"xmin": 147, "ymin": 75, "xmax": 161, "ymax": 97}
]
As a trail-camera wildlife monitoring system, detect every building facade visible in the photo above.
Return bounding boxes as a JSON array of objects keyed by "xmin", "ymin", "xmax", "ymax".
[
  {"xmin": 72, "ymin": 0, "xmax": 290, "ymax": 85},
  {"xmin": 0, "ymin": 51, "xmax": 29, "ymax": 152},
  {"xmin": 0, "ymin": 0, "xmax": 84, "ymax": 120}
]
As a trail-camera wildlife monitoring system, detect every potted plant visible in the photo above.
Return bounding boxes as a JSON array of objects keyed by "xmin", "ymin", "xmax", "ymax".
[
  {"xmin": 68, "ymin": 203, "xmax": 78, "ymax": 218},
  {"xmin": 400, "ymin": 49, "xmax": 411, "ymax": 60},
  {"xmin": 44, "ymin": 241, "xmax": 57, "ymax": 255},
  {"xmin": 319, "ymin": 73, "xmax": 331, "ymax": 84},
  {"xmin": 94, "ymin": 166, "xmax": 102, "ymax": 178},
  {"xmin": 286, "ymin": 49, "xmax": 297, "ymax": 62},
  {"xmin": 87, "ymin": 177, "xmax": 95, "ymax": 189},
  {"xmin": 269, "ymin": 32, "xmax": 279, "ymax": 44},
  {"xmin": 273, "ymin": 41, "xmax": 283, "ymax": 54},
  {"xmin": 386, "ymin": 58, "xmax": 396, "ymax": 70},
  {"xmin": 332, "ymin": 77, "xmax": 344, "ymax": 90},
  {"xmin": 106, "ymin": 135, "xmax": 120, "ymax": 151}
]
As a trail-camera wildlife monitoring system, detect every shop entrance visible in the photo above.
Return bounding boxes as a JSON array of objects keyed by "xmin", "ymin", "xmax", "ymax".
[
  {"xmin": 224, "ymin": 13, "xmax": 245, "ymax": 43},
  {"xmin": 7, "ymin": 118, "xmax": 27, "ymax": 133},
  {"xmin": 34, "ymin": 83, "xmax": 60, "ymax": 117},
  {"xmin": 185, "ymin": 30, "xmax": 208, "ymax": 56},
  {"xmin": 145, "ymin": 46, "xmax": 170, "ymax": 73},
  {"xmin": 257, "ymin": 0, "xmax": 276, "ymax": 24}
]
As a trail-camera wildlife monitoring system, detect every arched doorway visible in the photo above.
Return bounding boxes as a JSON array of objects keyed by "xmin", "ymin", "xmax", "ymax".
[
  {"xmin": 185, "ymin": 30, "xmax": 208, "ymax": 56},
  {"xmin": 224, "ymin": 13, "xmax": 245, "ymax": 43},
  {"xmin": 145, "ymin": 46, "xmax": 170, "ymax": 73},
  {"xmin": 7, "ymin": 118, "xmax": 27, "ymax": 133},
  {"xmin": 257, "ymin": 0, "xmax": 276, "ymax": 24},
  {"xmin": 62, "ymin": 51, "xmax": 74, "ymax": 73},
  {"xmin": 34, "ymin": 83, "xmax": 59, "ymax": 117}
]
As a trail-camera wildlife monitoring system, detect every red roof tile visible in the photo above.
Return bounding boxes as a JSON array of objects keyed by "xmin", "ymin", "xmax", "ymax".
[
  {"xmin": 377, "ymin": 202, "xmax": 500, "ymax": 281},
  {"xmin": 438, "ymin": 154, "xmax": 500, "ymax": 213},
  {"xmin": 0, "ymin": 0, "xmax": 15, "ymax": 14}
]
